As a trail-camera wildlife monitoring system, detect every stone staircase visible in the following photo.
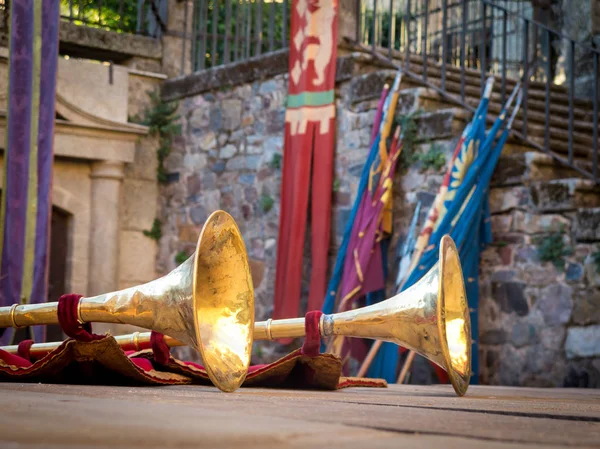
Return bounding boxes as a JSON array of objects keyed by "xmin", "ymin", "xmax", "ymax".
[{"xmin": 353, "ymin": 47, "xmax": 600, "ymax": 180}]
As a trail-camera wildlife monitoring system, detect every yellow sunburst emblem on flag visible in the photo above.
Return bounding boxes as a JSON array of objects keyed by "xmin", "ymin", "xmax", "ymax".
[{"xmin": 434, "ymin": 139, "xmax": 476, "ymax": 231}]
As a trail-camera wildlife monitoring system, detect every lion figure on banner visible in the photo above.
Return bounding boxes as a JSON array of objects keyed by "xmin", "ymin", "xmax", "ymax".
[{"xmin": 302, "ymin": 0, "xmax": 337, "ymax": 86}]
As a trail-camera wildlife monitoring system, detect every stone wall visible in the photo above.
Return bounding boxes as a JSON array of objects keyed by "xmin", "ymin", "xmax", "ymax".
[
  {"xmin": 158, "ymin": 72, "xmax": 288, "ymax": 362},
  {"xmin": 479, "ymin": 162, "xmax": 600, "ymax": 387},
  {"xmin": 160, "ymin": 52, "xmax": 600, "ymax": 385}
]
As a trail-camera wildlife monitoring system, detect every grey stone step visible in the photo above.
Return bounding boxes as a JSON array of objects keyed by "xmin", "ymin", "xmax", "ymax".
[
  {"xmin": 574, "ymin": 207, "xmax": 600, "ymax": 242},
  {"xmin": 492, "ymin": 152, "xmax": 588, "ymax": 186},
  {"xmin": 530, "ymin": 178, "xmax": 600, "ymax": 212}
]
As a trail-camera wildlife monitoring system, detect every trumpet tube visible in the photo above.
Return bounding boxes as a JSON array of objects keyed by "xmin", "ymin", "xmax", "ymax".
[{"xmin": 0, "ymin": 256, "xmax": 197, "ymax": 345}]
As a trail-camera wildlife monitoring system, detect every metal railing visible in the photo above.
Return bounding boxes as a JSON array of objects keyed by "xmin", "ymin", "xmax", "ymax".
[
  {"xmin": 60, "ymin": 0, "xmax": 166, "ymax": 37},
  {"xmin": 358, "ymin": 0, "xmax": 599, "ymax": 182},
  {"xmin": 188, "ymin": 0, "xmax": 289, "ymax": 71}
]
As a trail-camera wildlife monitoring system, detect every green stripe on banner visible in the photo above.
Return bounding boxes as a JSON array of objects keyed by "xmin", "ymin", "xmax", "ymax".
[
  {"xmin": 21, "ymin": 0, "xmax": 43, "ymax": 305},
  {"xmin": 287, "ymin": 90, "xmax": 334, "ymax": 108}
]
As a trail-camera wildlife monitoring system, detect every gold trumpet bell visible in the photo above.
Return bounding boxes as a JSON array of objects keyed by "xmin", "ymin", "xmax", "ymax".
[
  {"xmin": 326, "ymin": 235, "xmax": 471, "ymax": 395},
  {"xmin": 101, "ymin": 210, "xmax": 255, "ymax": 392},
  {"xmin": 192, "ymin": 212, "xmax": 255, "ymax": 392}
]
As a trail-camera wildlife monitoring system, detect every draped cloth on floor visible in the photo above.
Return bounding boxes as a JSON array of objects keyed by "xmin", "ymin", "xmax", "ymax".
[{"xmin": 0, "ymin": 294, "xmax": 387, "ymax": 390}]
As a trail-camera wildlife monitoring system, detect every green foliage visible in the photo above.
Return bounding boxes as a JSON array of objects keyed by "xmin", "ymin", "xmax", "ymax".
[
  {"xmin": 136, "ymin": 90, "xmax": 181, "ymax": 183},
  {"xmin": 418, "ymin": 143, "xmax": 446, "ymax": 171},
  {"xmin": 270, "ymin": 153, "xmax": 282, "ymax": 170},
  {"xmin": 60, "ymin": 0, "xmax": 139, "ymax": 33},
  {"xmin": 396, "ymin": 111, "xmax": 420, "ymax": 168},
  {"xmin": 175, "ymin": 251, "xmax": 189, "ymax": 266},
  {"xmin": 142, "ymin": 219, "xmax": 162, "ymax": 241},
  {"xmin": 260, "ymin": 194, "xmax": 274, "ymax": 213},
  {"xmin": 332, "ymin": 179, "xmax": 341, "ymax": 192},
  {"xmin": 534, "ymin": 231, "xmax": 573, "ymax": 271}
]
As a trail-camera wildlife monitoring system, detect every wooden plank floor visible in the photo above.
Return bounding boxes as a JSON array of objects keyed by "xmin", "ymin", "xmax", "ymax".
[{"xmin": 1, "ymin": 383, "xmax": 599, "ymax": 448}]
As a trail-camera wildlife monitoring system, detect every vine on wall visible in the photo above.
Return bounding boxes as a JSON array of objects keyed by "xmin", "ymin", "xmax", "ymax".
[{"xmin": 136, "ymin": 90, "xmax": 181, "ymax": 183}]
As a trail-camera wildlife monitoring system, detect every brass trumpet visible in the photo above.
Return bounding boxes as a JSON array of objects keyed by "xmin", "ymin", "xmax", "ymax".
[
  {"xmin": 0, "ymin": 211, "xmax": 472, "ymax": 396},
  {"xmin": 0, "ymin": 210, "xmax": 256, "ymax": 393}
]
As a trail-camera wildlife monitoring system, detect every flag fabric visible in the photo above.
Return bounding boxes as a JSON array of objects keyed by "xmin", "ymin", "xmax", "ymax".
[
  {"xmin": 273, "ymin": 0, "xmax": 338, "ymax": 323},
  {"xmin": 338, "ymin": 127, "xmax": 401, "ymax": 311},
  {"xmin": 0, "ymin": 0, "xmax": 60, "ymax": 346},
  {"xmin": 321, "ymin": 74, "xmax": 403, "ymax": 368},
  {"xmin": 321, "ymin": 73, "xmax": 402, "ymax": 318},
  {"xmin": 368, "ymin": 79, "xmax": 523, "ymax": 384}
]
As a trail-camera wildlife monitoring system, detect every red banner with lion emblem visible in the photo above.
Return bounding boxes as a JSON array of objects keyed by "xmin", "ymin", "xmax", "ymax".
[{"xmin": 273, "ymin": 0, "xmax": 338, "ymax": 323}]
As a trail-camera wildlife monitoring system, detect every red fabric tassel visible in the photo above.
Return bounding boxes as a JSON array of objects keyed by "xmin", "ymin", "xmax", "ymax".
[
  {"xmin": 17, "ymin": 340, "xmax": 34, "ymax": 362},
  {"xmin": 57, "ymin": 294, "xmax": 102, "ymax": 342},
  {"xmin": 150, "ymin": 332, "xmax": 170, "ymax": 365},
  {"xmin": 300, "ymin": 311, "xmax": 322, "ymax": 357}
]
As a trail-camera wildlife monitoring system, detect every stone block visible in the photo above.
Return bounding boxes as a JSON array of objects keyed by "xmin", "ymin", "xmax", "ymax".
[
  {"xmin": 396, "ymin": 89, "xmax": 420, "ymax": 116},
  {"xmin": 565, "ymin": 325, "xmax": 600, "ymax": 359},
  {"xmin": 572, "ymin": 289, "xmax": 600, "ymax": 325},
  {"xmin": 511, "ymin": 322, "xmax": 538, "ymax": 348},
  {"xmin": 489, "ymin": 186, "xmax": 529, "ymax": 213},
  {"xmin": 348, "ymin": 71, "xmax": 388, "ymax": 104},
  {"xmin": 491, "ymin": 154, "xmax": 528, "ymax": 186},
  {"xmin": 512, "ymin": 211, "xmax": 570, "ymax": 234},
  {"xmin": 265, "ymin": 109, "xmax": 286, "ymax": 133},
  {"xmin": 575, "ymin": 207, "xmax": 600, "ymax": 241},
  {"xmin": 178, "ymin": 224, "xmax": 201, "ymax": 243},
  {"xmin": 121, "ymin": 179, "xmax": 158, "ymax": 231},
  {"xmin": 189, "ymin": 204, "xmax": 208, "ymax": 225},
  {"xmin": 183, "ymin": 153, "xmax": 207, "ymax": 170},
  {"xmin": 565, "ymin": 263, "xmax": 584, "ymax": 281},
  {"xmin": 225, "ymin": 155, "xmax": 246, "ymax": 171},
  {"xmin": 531, "ymin": 180, "xmax": 576, "ymax": 212},
  {"xmin": 584, "ymin": 253, "xmax": 600, "ymax": 287},
  {"xmin": 209, "ymin": 106, "xmax": 222, "ymax": 130},
  {"xmin": 539, "ymin": 325, "xmax": 566, "ymax": 350},
  {"xmin": 197, "ymin": 131, "xmax": 217, "ymax": 151},
  {"xmin": 218, "ymin": 133, "xmax": 229, "ymax": 146},
  {"xmin": 415, "ymin": 109, "xmax": 456, "ymax": 140},
  {"xmin": 530, "ymin": 179, "xmax": 600, "ymax": 212},
  {"xmin": 480, "ymin": 329, "xmax": 507, "ymax": 345},
  {"xmin": 119, "ymin": 230, "xmax": 157, "ymax": 284},
  {"xmin": 536, "ymin": 283, "xmax": 573, "ymax": 325},
  {"xmin": 124, "ymin": 136, "xmax": 160, "ymax": 182},
  {"xmin": 491, "ymin": 281, "xmax": 529, "ymax": 316},
  {"xmin": 491, "ymin": 215, "xmax": 513, "ymax": 234},
  {"xmin": 257, "ymin": 79, "xmax": 279, "ymax": 95},
  {"xmin": 490, "ymin": 270, "xmax": 517, "ymax": 282},
  {"xmin": 514, "ymin": 246, "xmax": 540, "ymax": 264},
  {"xmin": 189, "ymin": 108, "xmax": 210, "ymax": 132},
  {"xmin": 220, "ymin": 144, "xmax": 237, "ymax": 159},
  {"xmin": 221, "ymin": 98, "xmax": 242, "ymax": 130}
]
